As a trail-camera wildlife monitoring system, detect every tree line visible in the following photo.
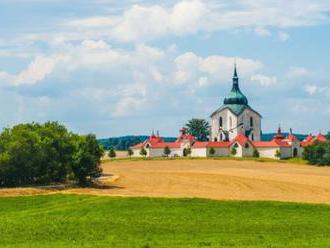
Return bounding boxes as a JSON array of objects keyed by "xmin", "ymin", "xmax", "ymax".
[{"xmin": 0, "ymin": 122, "xmax": 103, "ymax": 187}]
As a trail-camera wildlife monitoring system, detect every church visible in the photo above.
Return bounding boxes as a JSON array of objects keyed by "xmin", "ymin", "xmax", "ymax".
[{"xmin": 131, "ymin": 65, "xmax": 326, "ymax": 159}]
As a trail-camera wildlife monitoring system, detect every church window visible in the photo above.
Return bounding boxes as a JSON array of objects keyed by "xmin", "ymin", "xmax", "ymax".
[
  {"xmin": 219, "ymin": 117, "xmax": 223, "ymax": 127},
  {"xmin": 250, "ymin": 117, "xmax": 253, "ymax": 127},
  {"xmin": 245, "ymin": 143, "xmax": 249, "ymax": 148},
  {"xmin": 220, "ymin": 133, "xmax": 223, "ymax": 141},
  {"xmin": 251, "ymin": 133, "xmax": 254, "ymax": 141},
  {"xmin": 214, "ymin": 137, "xmax": 218, "ymax": 142},
  {"xmin": 234, "ymin": 143, "xmax": 239, "ymax": 148},
  {"xmin": 229, "ymin": 117, "xmax": 232, "ymax": 128}
]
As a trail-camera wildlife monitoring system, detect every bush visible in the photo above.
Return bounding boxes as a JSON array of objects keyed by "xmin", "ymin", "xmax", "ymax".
[
  {"xmin": 0, "ymin": 122, "xmax": 104, "ymax": 187},
  {"xmin": 275, "ymin": 149, "xmax": 281, "ymax": 159},
  {"xmin": 303, "ymin": 141, "xmax": 330, "ymax": 166},
  {"xmin": 163, "ymin": 146, "xmax": 171, "ymax": 157},
  {"xmin": 108, "ymin": 148, "xmax": 116, "ymax": 158},
  {"xmin": 253, "ymin": 149, "xmax": 260, "ymax": 158},
  {"xmin": 140, "ymin": 148, "xmax": 147, "ymax": 157},
  {"xmin": 127, "ymin": 148, "xmax": 133, "ymax": 157},
  {"xmin": 183, "ymin": 148, "xmax": 191, "ymax": 157},
  {"xmin": 209, "ymin": 147, "xmax": 215, "ymax": 156},
  {"xmin": 231, "ymin": 147, "xmax": 237, "ymax": 156}
]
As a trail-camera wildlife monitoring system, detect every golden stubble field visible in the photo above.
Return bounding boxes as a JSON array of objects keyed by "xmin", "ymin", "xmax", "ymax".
[{"xmin": 1, "ymin": 159, "xmax": 330, "ymax": 204}]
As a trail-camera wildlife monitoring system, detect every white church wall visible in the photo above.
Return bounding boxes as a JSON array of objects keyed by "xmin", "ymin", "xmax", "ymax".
[
  {"xmin": 238, "ymin": 109, "xmax": 261, "ymax": 141},
  {"xmin": 280, "ymin": 147, "xmax": 292, "ymax": 159},
  {"xmin": 149, "ymin": 148, "xmax": 183, "ymax": 157},
  {"xmin": 257, "ymin": 147, "xmax": 278, "ymax": 159},
  {"xmin": 207, "ymin": 147, "xmax": 229, "ymax": 157},
  {"xmin": 191, "ymin": 148, "xmax": 207, "ymax": 157}
]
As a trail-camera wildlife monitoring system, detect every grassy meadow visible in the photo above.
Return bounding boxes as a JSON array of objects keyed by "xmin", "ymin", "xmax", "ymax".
[{"xmin": 0, "ymin": 194, "xmax": 329, "ymax": 247}]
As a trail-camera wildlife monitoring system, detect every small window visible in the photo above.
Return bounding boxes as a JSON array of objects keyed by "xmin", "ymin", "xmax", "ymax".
[
  {"xmin": 219, "ymin": 117, "xmax": 223, "ymax": 127},
  {"xmin": 234, "ymin": 143, "xmax": 239, "ymax": 148},
  {"xmin": 214, "ymin": 137, "xmax": 218, "ymax": 142},
  {"xmin": 250, "ymin": 117, "xmax": 253, "ymax": 127},
  {"xmin": 251, "ymin": 133, "xmax": 254, "ymax": 141},
  {"xmin": 245, "ymin": 143, "xmax": 249, "ymax": 148}
]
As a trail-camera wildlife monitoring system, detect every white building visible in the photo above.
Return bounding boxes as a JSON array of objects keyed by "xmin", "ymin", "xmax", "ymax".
[
  {"xmin": 210, "ymin": 65, "xmax": 261, "ymax": 142},
  {"xmin": 131, "ymin": 66, "xmax": 327, "ymax": 159}
]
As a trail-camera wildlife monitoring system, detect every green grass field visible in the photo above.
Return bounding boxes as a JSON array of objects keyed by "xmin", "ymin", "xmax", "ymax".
[{"xmin": 0, "ymin": 194, "xmax": 329, "ymax": 247}]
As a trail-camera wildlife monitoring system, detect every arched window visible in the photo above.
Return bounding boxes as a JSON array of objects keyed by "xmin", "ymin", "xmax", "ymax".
[
  {"xmin": 214, "ymin": 137, "xmax": 218, "ymax": 142},
  {"xmin": 251, "ymin": 133, "xmax": 254, "ymax": 141},
  {"xmin": 245, "ymin": 143, "xmax": 249, "ymax": 148},
  {"xmin": 220, "ymin": 133, "xmax": 223, "ymax": 141},
  {"xmin": 234, "ymin": 143, "xmax": 239, "ymax": 148},
  {"xmin": 250, "ymin": 117, "xmax": 253, "ymax": 127},
  {"xmin": 219, "ymin": 117, "xmax": 223, "ymax": 127}
]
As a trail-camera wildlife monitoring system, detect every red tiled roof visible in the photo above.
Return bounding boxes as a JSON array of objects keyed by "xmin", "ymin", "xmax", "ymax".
[
  {"xmin": 303, "ymin": 135, "xmax": 313, "ymax": 142},
  {"xmin": 253, "ymin": 139, "xmax": 291, "ymax": 148},
  {"xmin": 192, "ymin": 141, "xmax": 230, "ymax": 148},
  {"xmin": 150, "ymin": 142, "xmax": 181, "ymax": 148},
  {"xmin": 316, "ymin": 133, "xmax": 327, "ymax": 142},
  {"xmin": 230, "ymin": 133, "xmax": 254, "ymax": 147},
  {"xmin": 286, "ymin": 134, "xmax": 297, "ymax": 142}
]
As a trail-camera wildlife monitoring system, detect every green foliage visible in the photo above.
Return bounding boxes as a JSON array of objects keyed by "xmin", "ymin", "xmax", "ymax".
[
  {"xmin": 209, "ymin": 147, "xmax": 215, "ymax": 156},
  {"xmin": 231, "ymin": 147, "xmax": 237, "ymax": 156},
  {"xmin": 326, "ymin": 132, "xmax": 330, "ymax": 141},
  {"xmin": 275, "ymin": 149, "xmax": 281, "ymax": 159},
  {"xmin": 1, "ymin": 195, "xmax": 330, "ymax": 247},
  {"xmin": 253, "ymin": 149, "xmax": 260, "ymax": 158},
  {"xmin": 163, "ymin": 146, "xmax": 171, "ymax": 157},
  {"xmin": 71, "ymin": 134, "xmax": 104, "ymax": 186},
  {"xmin": 183, "ymin": 148, "xmax": 191, "ymax": 157},
  {"xmin": 108, "ymin": 148, "xmax": 116, "ymax": 158},
  {"xmin": 303, "ymin": 141, "xmax": 330, "ymax": 166},
  {"xmin": 0, "ymin": 122, "xmax": 103, "ymax": 187},
  {"xmin": 127, "ymin": 148, "xmax": 133, "ymax": 157},
  {"xmin": 140, "ymin": 148, "xmax": 147, "ymax": 157},
  {"xmin": 185, "ymin": 118, "xmax": 210, "ymax": 141}
]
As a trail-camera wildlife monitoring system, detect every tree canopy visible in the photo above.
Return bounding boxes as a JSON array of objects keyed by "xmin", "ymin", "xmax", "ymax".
[
  {"xmin": 303, "ymin": 141, "xmax": 330, "ymax": 166},
  {"xmin": 185, "ymin": 119, "xmax": 210, "ymax": 141},
  {"xmin": 0, "ymin": 122, "xmax": 104, "ymax": 187}
]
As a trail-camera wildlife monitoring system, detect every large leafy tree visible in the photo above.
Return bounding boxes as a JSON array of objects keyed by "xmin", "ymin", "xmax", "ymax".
[
  {"xmin": 326, "ymin": 132, "xmax": 330, "ymax": 141},
  {"xmin": 185, "ymin": 119, "xmax": 210, "ymax": 141},
  {"xmin": 303, "ymin": 141, "xmax": 330, "ymax": 166}
]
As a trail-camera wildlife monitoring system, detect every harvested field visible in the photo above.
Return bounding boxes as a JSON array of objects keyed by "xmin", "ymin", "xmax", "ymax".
[{"xmin": 1, "ymin": 159, "xmax": 330, "ymax": 204}]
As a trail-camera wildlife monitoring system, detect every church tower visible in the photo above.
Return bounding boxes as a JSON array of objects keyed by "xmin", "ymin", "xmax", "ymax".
[{"xmin": 210, "ymin": 64, "xmax": 262, "ymax": 141}]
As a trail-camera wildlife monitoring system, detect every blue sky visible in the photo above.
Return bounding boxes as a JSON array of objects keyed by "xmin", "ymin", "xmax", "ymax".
[{"xmin": 0, "ymin": 0, "xmax": 330, "ymax": 137}]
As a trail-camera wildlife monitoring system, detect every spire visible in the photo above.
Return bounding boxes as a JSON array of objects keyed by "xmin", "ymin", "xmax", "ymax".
[{"xmin": 233, "ymin": 60, "xmax": 239, "ymax": 85}]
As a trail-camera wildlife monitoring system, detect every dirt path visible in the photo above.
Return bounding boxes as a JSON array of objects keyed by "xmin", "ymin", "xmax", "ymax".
[{"xmin": 1, "ymin": 160, "xmax": 330, "ymax": 204}]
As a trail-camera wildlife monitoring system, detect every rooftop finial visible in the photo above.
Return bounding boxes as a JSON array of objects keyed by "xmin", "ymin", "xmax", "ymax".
[{"xmin": 233, "ymin": 58, "xmax": 238, "ymax": 79}]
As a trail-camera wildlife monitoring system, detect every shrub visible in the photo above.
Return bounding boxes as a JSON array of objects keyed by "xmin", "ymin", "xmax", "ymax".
[
  {"xmin": 253, "ymin": 149, "xmax": 260, "ymax": 158},
  {"xmin": 231, "ymin": 147, "xmax": 237, "ymax": 156},
  {"xmin": 209, "ymin": 147, "xmax": 215, "ymax": 156},
  {"xmin": 127, "ymin": 148, "xmax": 133, "ymax": 157},
  {"xmin": 183, "ymin": 148, "xmax": 191, "ymax": 157},
  {"xmin": 163, "ymin": 146, "xmax": 171, "ymax": 157},
  {"xmin": 140, "ymin": 148, "xmax": 147, "ymax": 157},
  {"xmin": 303, "ymin": 141, "xmax": 330, "ymax": 166},
  {"xmin": 108, "ymin": 148, "xmax": 116, "ymax": 158},
  {"xmin": 275, "ymin": 149, "xmax": 281, "ymax": 159}
]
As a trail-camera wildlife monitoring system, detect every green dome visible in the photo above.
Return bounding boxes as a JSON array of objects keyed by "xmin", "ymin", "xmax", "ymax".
[{"xmin": 223, "ymin": 66, "xmax": 248, "ymax": 105}]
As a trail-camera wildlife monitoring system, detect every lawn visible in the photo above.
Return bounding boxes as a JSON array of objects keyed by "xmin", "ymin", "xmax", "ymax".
[{"xmin": 0, "ymin": 194, "xmax": 329, "ymax": 247}]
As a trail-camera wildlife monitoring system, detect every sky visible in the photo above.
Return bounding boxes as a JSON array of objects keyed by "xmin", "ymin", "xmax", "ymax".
[{"xmin": 0, "ymin": 0, "xmax": 330, "ymax": 138}]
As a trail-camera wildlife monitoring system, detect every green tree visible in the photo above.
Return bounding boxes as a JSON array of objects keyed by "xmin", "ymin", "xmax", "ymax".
[
  {"xmin": 127, "ymin": 148, "xmax": 133, "ymax": 157},
  {"xmin": 209, "ymin": 147, "xmax": 215, "ymax": 156},
  {"xmin": 71, "ymin": 134, "xmax": 104, "ymax": 186},
  {"xmin": 275, "ymin": 149, "xmax": 281, "ymax": 159},
  {"xmin": 108, "ymin": 148, "xmax": 116, "ymax": 158},
  {"xmin": 185, "ymin": 119, "xmax": 210, "ymax": 141},
  {"xmin": 253, "ymin": 149, "xmax": 260, "ymax": 158},
  {"xmin": 164, "ymin": 146, "xmax": 171, "ymax": 157},
  {"xmin": 140, "ymin": 148, "xmax": 147, "ymax": 157},
  {"xmin": 231, "ymin": 147, "xmax": 237, "ymax": 156},
  {"xmin": 183, "ymin": 148, "xmax": 191, "ymax": 157},
  {"xmin": 303, "ymin": 141, "xmax": 330, "ymax": 166},
  {"xmin": 326, "ymin": 132, "xmax": 330, "ymax": 141}
]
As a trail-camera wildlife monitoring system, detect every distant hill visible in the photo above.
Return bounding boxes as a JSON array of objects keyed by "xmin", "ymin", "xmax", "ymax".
[{"xmin": 99, "ymin": 133, "xmax": 309, "ymax": 151}]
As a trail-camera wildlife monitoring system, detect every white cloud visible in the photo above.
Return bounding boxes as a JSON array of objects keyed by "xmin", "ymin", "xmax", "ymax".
[
  {"xmin": 63, "ymin": 0, "xmax": 330, "ymax": 42},
  {"xmin": 304, "ymin": 84, "xmax": 328, "ymax": 95},
  {"xmin": 251, "ymin": 74, "xmax": 277, "ymax": 87}
]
